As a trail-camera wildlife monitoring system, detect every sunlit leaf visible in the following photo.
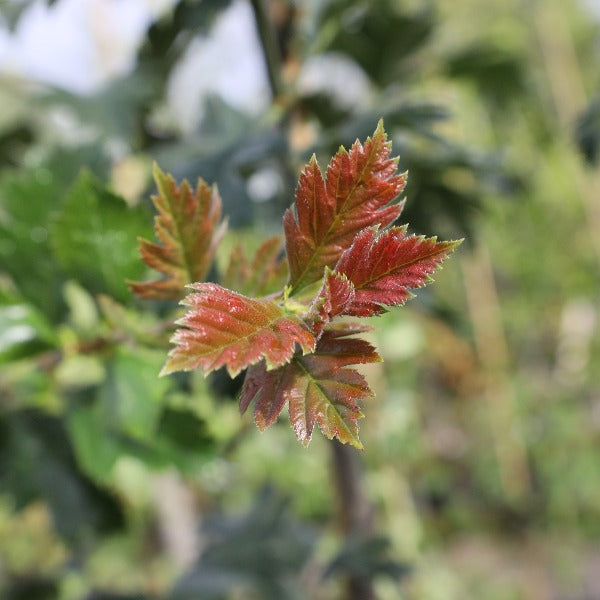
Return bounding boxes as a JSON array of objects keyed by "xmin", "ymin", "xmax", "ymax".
[
  {"xmin": 284, "ymin": 120, "xmax": 406, "ymax": 293},
  {"xmin": 129, "ymin": 164, "xmax": 226, "ymax": 300},
  {"xmin": 161, "ymin": 283, "xmax": 316, "ymax": 378},
  {"xmin": 335, "ymin": 226, "xmax": 461, "ymax": 316},
  {"xmin": 240, "ymin": 325, "xmax": 381, "ymax": 448}
]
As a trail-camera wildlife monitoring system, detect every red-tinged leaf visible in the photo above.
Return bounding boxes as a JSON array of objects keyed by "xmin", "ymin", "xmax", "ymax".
[
  {"xmin": 240, "ymin": 327, "xmax": 381, "ymax": 448},
  {"xmin": 222, "ymin": 236, "xmax": 288, "ymax": 297},
  {"xmin": 284, "ymin": 120, "xmax": 407, "ymax": 293},
  {"xmin": 129, "ymin": 164, "xmax": 226, "ymax": 300},
  {"xmin": 308, "ymin": 268, "xmax": 355, "ymax": 337},
  {"xmin": 161, "ymin": 283, "xmax": 315, "ymax": 378},
  {"xmin": 335, "ymin": 226, "xmax": 462, "ymax": 317}
]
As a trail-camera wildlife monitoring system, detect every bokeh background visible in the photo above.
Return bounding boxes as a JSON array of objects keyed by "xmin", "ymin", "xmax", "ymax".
[{"xmin": 1, "ymin": 1, "xmax": 600, "ymax": 599}]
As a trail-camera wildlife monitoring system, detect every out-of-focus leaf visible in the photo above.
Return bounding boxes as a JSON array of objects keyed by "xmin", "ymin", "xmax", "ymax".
[
  {"xmin": 0, "ymin": 301, "xmax": 57, "ymax": 364},
  {"xmin": 170, "ymin": 487, "xmax": 314, "ymax": 600},
  {"xmin": 3, "ymin": 576, "xmax": 58, "ymax": 600},
  {"xmin": 68, "ymin": 401, "xmax": 215, "ymax": 483},
  {"xmin": 98, "ymin": 295, "xmax": 170, "ymax": 347},
  {"xmin": 0, "ymin": 123, "xmax": 34, "ymax": 168},
  {"xmin": 162, "ymin": 283, "xmax": 316, "ymax": 378},
  {"xmin": 334, "ymin": 226, "xmax": 460, "ymax": 316},
  {"xmin": 41, "ymin": 68, "xmax": 158, "ymax": 148},
  {"xmin": 51, "ymin": 170, "xmax": 151, "ymax": 302},
  {"xmin": 240, "ymin": 325, "xmax": 380, "ymax": 448},
  {"xmin": 152, "ymin": 97, "xmax": 286, "ymax": 227},
  {"xmin": 222, "ymin": 236, "xmax": 288, "ymax": 297},
  {"xmin": 101, "ymin": 346, "xmax": 170, "ymax": 440},
  {"xmin": 129, "ymin": 165, "xmax": 226, "ymax": 300},
  {"xmin": 0, "ymin": 168, "xmax": 64, "ymax": 318},
  {"xmin": 318, "ymin": 0, "xmax": 434, "ymax": 86},
  {"xmin": 284, "ymin": 121, "xmax": 406, "ymax": 293},
  {"xmin": 0, "ymin": 409, "xmax": 124, "ymax": 543},
  {"xmin": 445, "ymin": 44, "xmax": 527, "ymax": 107},
  {"xmin": 1, "ymin": 0, "xmax": 38, "ymax": 30},
  {"xmin": 323, "ymin": 535, "xmax": 410, "ymax": 583},
  {"xmin": 67, "ymin": 403, "xmax": 123, "ymax": 483},
  {"xmin": 63, "ymin": 280, "xmax": 100, "ymax": 334},
  {"xmin": 575, "ymin": 96, "xmax": 600, "ymax": 164}
]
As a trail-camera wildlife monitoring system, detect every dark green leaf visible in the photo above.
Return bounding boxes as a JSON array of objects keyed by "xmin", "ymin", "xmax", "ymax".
[
  {"xmin": 51, "ymin": 171, "xmax": 152, "ymax": 302},
  {"xmin": 0, "ymin": 168, "xmax": 64, "ymax": 318}
]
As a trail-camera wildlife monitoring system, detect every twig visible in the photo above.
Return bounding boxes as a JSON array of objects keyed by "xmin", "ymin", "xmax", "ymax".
[
  {"xmin": 330, "ymin": 440, "xmax": 376, "ymax": 600},
  {"xmin": 249, "ymin": 0, "xmax": 284, "ymax": 98}
]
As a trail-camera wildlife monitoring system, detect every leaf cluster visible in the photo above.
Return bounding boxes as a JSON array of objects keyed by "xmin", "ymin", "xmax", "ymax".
[{"xmin": 133, "ymin": 122, "xmax": 460, "ymax": 448}]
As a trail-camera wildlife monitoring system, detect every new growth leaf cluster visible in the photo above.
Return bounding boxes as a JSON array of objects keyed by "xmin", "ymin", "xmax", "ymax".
[{"xmin": 131, "ymin": 122, "xmax": 460, "ymax": 448}]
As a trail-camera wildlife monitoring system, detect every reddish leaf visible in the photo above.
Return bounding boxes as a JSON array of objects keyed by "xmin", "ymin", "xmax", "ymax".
[
  {"xmin": 129, "ymin": 164, "xmax": 226, "ymax": 300},
  {"xmin": 284, "ymin": 120, "xmax": 406, "ymax": 293},
  {"xmin": 222, "ymin": 236, "xmax": 288, "ymax": 297},
  {"xmin": 308, "ymin": 268, "xmax": 355, "ymax": 337},
  {"xmin": 335, "ymin": 226, "xmax": 461, "ymax": 316},
  {"xmin": 240, "ymin": 325, "xmax": 381, "ymax": 448},
  {"xmin": 161, "ymin": 283, "xmax": 315, "ymax": 378}
]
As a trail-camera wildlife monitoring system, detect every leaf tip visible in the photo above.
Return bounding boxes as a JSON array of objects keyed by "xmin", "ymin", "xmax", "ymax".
[{"xmin": 158, "ymin": 362, "xmax": 174, "ymax": 377}]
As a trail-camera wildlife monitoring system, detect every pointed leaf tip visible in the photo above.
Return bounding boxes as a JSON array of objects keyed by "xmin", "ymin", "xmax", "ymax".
[
  {"xmin": 129, "ymin": 165, "xmax": 226, "ymax": 300},
  {"xmin": 335, "ymin": 226, "xmax": 460, "ymax": 317},
  {"xmin": 285, "ymin": 122, "xmax": 407, "ymax": 293}
]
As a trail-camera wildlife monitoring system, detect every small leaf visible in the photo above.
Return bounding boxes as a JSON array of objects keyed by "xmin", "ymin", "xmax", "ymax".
[
  {"xmin": 284, "ymin": 120, "xmax": 406, "ymax": 293},
  {"xmin": 222, "ymin": 235, "xmax": 288, "ymax": 297},
  {"xmin": 335, "ymin": 226, "xmax": 461, "ymax": 316},
  {"xmin": 161, "ymin": 283, "xmax": 315, "ymax": 378},
  {"xmin": 308, "ymin": 268, "xmax": 355, "ymax": 337},
  {"xmin": 240, "ymin": 325, "xmax": 381, "ymax": 448},
  {"xmin": 129, "ymin": 164, "xmax": 226, "ymax": 300}
]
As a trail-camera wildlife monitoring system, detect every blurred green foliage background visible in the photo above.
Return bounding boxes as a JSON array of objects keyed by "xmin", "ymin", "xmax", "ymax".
[{"xmin": 1, "ymin": 0, "xmax": 599, "ymax": 598}]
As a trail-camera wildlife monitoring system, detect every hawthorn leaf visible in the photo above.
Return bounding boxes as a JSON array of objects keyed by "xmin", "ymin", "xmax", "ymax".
[
  {"xmin": 284, "ymin": 120, "xmax": 406, "ymax": 293},
  {"xmin": 240, "ymin": 325, "xmax": 381, "ymax": 448},
  {"xmin": 308, "ymin": 268, "xmax": 355, "ymax": 337},
  {"xmin": 161, "ymin": 283, "xmax": 315, "ymax": 378},
  {"xmin": 129, "ymin": 164, "xmax": 227, "ymax": 300},
  {"xmin": 335, "ymin": 226, "xmax": 461, "ymax": 316},
  {"xmin": 222, "ymin": 235, "xmax": 288, "ymax": 297}
]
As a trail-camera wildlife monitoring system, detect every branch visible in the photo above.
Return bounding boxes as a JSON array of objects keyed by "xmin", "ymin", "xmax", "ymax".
[
  {"xmin": 250, "ymin": 0, "xmax": 284, "ymax": 98},
  {"xmin": 330, "ymin": 440, "xmax": 376, "ymax": 599}
]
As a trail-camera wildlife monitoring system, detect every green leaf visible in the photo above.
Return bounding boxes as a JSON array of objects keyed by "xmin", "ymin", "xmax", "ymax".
[
  {"xmin": 67, "ymin": 403, "xmax": 123, "ymax": 483},
  {"xmin": 101, "ymin": 346, "xmax": 171, "ymax": 440},
  {"xmin": 0, "ymin": 168, "xmax": 64, "ymax": 318},
  {"xmin": 0, "ymin": 301, "xmax": 57, "ymax": 364},
  {"xmin": 51, "ymin": 170, "xmax": 151, "ymax": 302},
  {"xmin": 0, "ymin": 409, "xmax": 124, "ymax": 542}
]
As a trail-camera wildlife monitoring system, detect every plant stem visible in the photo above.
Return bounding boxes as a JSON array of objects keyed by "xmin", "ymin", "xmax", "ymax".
[
  {"xmin": 330, "ymin": 440, "xmax": 376, "ymax": 600},
  {"xmin": 249, "ymin": 0, "xmax": 284, "ymax": 98}
]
